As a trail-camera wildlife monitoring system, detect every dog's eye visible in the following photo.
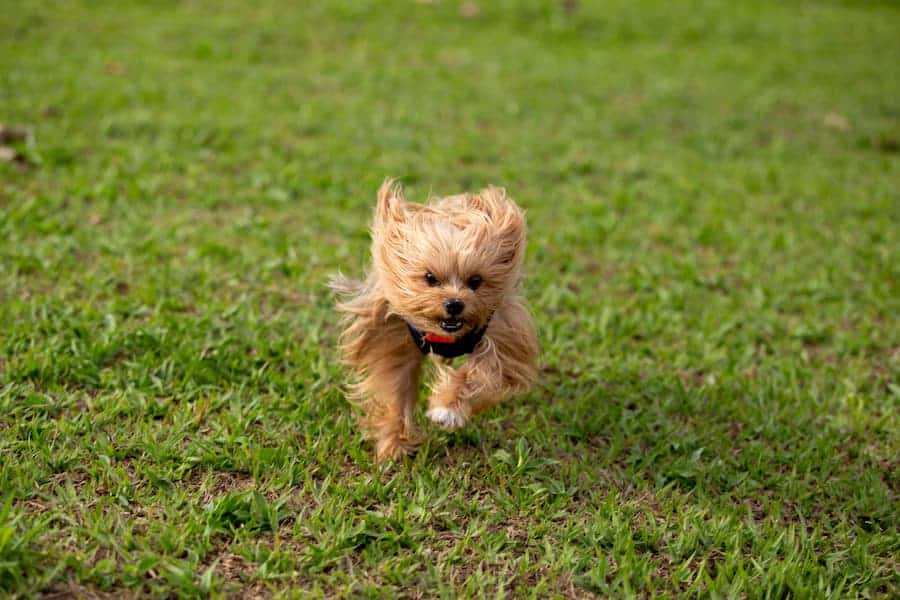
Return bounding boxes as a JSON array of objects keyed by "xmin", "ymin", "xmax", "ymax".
[
  {"xmin": 424, "ymin": 272, "xmax": 440, "ymax": 287},
  {"xmin": 467, "ymin": 275, "xmax": 482, "ymax": 291}
]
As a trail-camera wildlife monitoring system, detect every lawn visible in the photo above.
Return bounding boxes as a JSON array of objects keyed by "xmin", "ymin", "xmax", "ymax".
[{"xmin": 1, "ymin": 0, "xmax": 898, "ymax": 597}]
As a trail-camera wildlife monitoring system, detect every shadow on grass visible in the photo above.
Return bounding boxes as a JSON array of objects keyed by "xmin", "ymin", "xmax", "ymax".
[{"xmin": 421, "ymin": 368, "xmax": 895, "ymax": 533}]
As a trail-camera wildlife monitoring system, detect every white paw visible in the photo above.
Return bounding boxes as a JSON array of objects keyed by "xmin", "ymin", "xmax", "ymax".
[{"xmin": 427, "ymin": 407, "xmax": 467, "ymax": 430}]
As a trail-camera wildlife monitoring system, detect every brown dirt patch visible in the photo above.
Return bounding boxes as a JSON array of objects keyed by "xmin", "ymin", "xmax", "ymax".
[{"xmin": 42, "ymin": 581, "xmax": 133, "ymax": 599}]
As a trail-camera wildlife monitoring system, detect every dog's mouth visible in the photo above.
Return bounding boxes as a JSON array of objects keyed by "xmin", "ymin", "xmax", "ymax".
[{"xmin": 439, "ymin": 318, "xmax": 464, "ymax": 333}]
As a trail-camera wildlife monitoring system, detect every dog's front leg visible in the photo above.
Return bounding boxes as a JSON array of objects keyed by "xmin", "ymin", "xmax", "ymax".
[
  {"xmin": 342, "ymin": 312, "xmax": 424, "ymax": 461},
  {"xmin": 426, "ymin": 302, "xmax": 538, "ymax": 430}
]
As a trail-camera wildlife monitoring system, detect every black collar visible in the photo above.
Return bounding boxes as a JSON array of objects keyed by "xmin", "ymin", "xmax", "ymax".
[{"xmin": 406, "ymin": 320, "xmax": 490, "ymax": 359}]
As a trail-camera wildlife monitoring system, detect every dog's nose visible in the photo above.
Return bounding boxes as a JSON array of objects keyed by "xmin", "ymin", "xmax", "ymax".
[{"xmin": 444, "ymin": 298, "xmax": 465, "ymax": 316}]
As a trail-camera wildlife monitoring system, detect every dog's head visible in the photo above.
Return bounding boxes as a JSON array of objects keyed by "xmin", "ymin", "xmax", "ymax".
[{"xmin": 370, "ymin": 179, "xmax": 526, "ymax": 338}]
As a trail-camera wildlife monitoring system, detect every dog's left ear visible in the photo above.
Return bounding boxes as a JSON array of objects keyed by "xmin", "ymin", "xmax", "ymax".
[
  {"xmin": 374, "ymin": 178, "xmax": 407, "ymax": 226},
  {"xmin": 472, "ymin": 186, "xmax": 526, "ymax": 264}
]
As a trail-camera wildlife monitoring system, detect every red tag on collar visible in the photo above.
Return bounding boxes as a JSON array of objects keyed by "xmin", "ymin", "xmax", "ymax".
[{"xmin": 424, "ymin": 333, "xmax": 457, "ymax": 344}]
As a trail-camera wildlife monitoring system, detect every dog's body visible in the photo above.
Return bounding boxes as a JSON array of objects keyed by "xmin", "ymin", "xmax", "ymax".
[{"xmin": 332, "ymin": 180, "xmax": 539, "ymax": 461}]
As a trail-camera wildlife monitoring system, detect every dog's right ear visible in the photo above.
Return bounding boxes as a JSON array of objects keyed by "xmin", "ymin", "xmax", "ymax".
[{"xmin": 375, "ymin": 178, "xmax": 407, "ymax": 225}]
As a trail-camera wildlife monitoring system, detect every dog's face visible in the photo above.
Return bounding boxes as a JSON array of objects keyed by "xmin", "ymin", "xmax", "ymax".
[{"xmin": 370, "ymin": 181, "xmax": 526, "ymax": 338}]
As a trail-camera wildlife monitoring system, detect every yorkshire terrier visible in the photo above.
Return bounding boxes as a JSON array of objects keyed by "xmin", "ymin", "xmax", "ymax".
[{"xmin": 331, "ymin": 179, "xmax": 539, "ymax": 461}]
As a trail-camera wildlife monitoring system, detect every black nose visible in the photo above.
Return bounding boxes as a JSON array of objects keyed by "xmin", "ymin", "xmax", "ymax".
[{"xmin": 444, "ymin": 298, "xmax": 465, "ymax": 316}]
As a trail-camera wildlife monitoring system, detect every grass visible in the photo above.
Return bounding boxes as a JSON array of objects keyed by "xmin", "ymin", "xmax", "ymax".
[{"xmin": 1, "ymin": 0, "xmax": 898, "ymax": 597}]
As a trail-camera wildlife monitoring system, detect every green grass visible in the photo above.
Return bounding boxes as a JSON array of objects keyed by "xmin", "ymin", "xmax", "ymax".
[{"xmin": 1, "ymin": 0, "xmax": 898, "ymax": 597}]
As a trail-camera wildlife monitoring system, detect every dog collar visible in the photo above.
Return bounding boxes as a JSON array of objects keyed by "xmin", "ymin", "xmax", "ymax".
[{"xmin": 406, "ymin": 320, "xmax": 490, "ymax": 359}]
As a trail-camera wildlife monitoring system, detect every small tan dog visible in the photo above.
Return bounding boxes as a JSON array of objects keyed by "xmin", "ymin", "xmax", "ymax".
[{"xmin": 332, "ymin": 179, "xmax": 539, "ymax": 461}]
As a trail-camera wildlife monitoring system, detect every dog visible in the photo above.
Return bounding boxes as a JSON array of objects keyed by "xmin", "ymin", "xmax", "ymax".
[{"xmin": 331, "ymin": 179, "xmax": 539, "ymax": 461}]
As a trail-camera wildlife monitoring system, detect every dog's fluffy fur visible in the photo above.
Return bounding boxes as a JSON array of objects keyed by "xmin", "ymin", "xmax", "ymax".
[{"xmin": 331, "ymin": 180, "xmax": 539, "ymax": 461}]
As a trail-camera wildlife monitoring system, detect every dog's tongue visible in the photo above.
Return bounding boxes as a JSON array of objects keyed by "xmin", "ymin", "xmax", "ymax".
[{"xmin": 424, "ymin": 333, "xmax": 457, "ymax": 344}]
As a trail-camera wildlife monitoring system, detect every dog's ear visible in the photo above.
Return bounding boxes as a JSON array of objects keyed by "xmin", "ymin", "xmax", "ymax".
[
  {"xmin": 375, "ymin": 178, "xmax": 407, "ymax": 225},
  {"xmin": 475, "ymin": 186, "xmax": 526, "ymax": 264}
]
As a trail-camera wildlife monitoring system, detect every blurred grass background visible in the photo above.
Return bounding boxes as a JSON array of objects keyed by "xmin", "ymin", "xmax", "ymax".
[{"xmin": 1, "ymin": 0, "xmax": 898, "ymax": 597}]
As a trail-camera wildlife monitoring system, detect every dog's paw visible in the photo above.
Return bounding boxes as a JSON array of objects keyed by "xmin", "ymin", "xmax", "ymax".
[
  {"xmin": 427, "ymin": 406, "xmax": 467, "ymax": 430},
  {"xmin": 375, "ymin": 435, "xmax": 418, "ymax": 462}
]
